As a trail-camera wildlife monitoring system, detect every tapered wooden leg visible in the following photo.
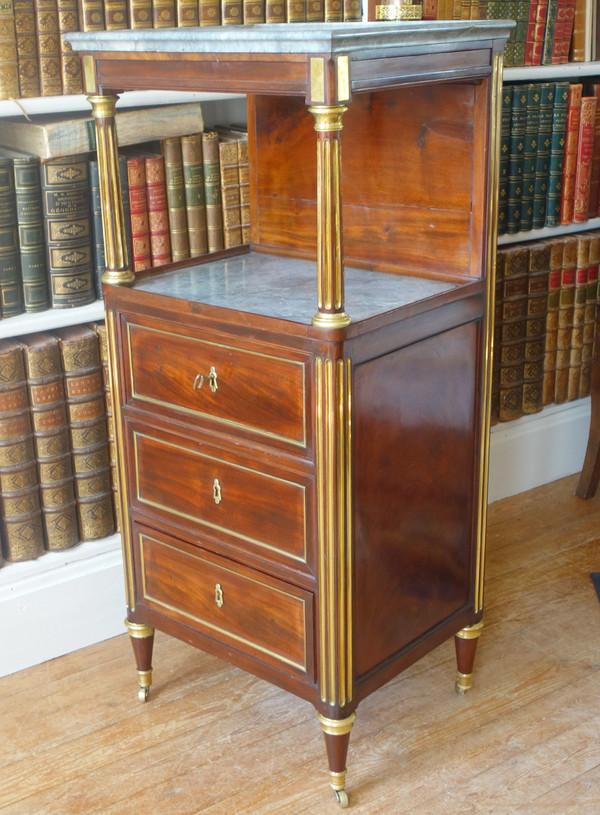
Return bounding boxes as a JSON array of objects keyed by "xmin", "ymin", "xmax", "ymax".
[
  {"xmin": 125, "ymin": 619, "xmax": 154, "ymax": 702},
  {"xmin": 454, "ymin": 621, "xmax": 484, "ymax": 694},
  {"xmin": 317, "ymin": 712, "xmax": 356, "ymax": 808}
]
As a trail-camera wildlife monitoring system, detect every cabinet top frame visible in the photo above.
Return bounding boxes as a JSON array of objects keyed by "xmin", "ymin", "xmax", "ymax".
[{"xmin": 68, "ymin": 21, "xmax": 513, "ymax": 105}]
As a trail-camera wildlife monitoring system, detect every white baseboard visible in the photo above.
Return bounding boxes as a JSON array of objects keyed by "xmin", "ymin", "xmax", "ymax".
[{"xmin": 0, "ymin": 399, "xmax": 593, "ymax": 678}]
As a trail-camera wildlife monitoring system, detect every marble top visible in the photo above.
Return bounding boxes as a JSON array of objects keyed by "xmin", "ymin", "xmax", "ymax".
[
  {"xmin": 134, "ymin": 253, "xmax": 458, "ymax": 325},
  {"xmin": 67, "ymin": 21, "xmax": 514, "ymax": 57}
]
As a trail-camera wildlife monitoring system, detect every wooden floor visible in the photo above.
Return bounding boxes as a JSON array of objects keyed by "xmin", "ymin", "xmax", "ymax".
[{"xmin": 1, "ymin": 473, "xmax": 600, "ymax": 814}]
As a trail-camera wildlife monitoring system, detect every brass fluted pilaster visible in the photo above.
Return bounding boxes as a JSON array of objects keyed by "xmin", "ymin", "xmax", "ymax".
[
  {"xmin": 309, "ymin": 105, "xmax": 351, "ymax": 329},
  {"xmin": 88, "ymin": 94, "xmax": 134, "ymax": 287}
]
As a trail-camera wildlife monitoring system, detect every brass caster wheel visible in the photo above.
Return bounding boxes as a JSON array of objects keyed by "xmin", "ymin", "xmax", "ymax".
[
  {"xmin": 138, "ymin": 686, "xmax": 150, "ymax": 703},
  {"xmin": 334, "ymin": 789, "xmax": 349, "ymax": 808}
]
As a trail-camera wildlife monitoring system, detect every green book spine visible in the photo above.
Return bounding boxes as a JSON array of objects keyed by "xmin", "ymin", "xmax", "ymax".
[
  {"xmin": 532, "ymin": 82, "xmax": 554, "ymax": 229},
  {"xmin": 507, "ymin": 84, "xmax": 527, "ymax": 234},
  {"xmin": 181, "ymin": 132, "xmax": 208, "ymax": 257},
  {"xmin": 12, "ymin": 154, "xmax": 49, "ymax": 313},
  {"xmin": 545, "ymin": 81, "xmax": 570, "ymax": 226},
  {"xmin": 498, "ymin": 85, "xmax": 512, "ymax": 236},
  {"xmin": 88, "ymin": 158, "xmax": 105, "ymax": 300},
  {"xmin": 202, "ymin": 131, "xmax": 224, "ymax": 254},
  {"xmin": 0, "ymin": 157, "xmax": 24, "ymax": 318},
  {"xmin": 520, "ymin": 83, "xmax": 541, "ymax": 232},
  {"xmin": 512, "ymin": 0, "xmax": 530, "ymax": 67},
  {"xmin": 541, "ymin": 0, "xmax": 559, "ymax": 65}
]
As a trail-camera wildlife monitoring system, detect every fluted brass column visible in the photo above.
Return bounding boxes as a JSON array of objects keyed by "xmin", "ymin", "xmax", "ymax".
[
  {"xmin": 308, "ymin": 105, "xmax": 351, "ymax": 329},
  {"xmin": 88, "ymin": 94, "xmax": 134, "ymax": 287}
]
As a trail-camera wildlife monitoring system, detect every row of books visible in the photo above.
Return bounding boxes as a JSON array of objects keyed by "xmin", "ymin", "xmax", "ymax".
[
  {"xmin": 0, "ymin": 323, "xmax": 117, "ymax": 566},
  {"xmin": 492, "ymin": 230, "xmax": 600, "ymax": 423},
  {"xmin": 499, "ymin": 81, "xmax": 600, "ymax": 236},
  {"xmin": 0, "ymin": 0, "xmax": 363, "ymax": 101},
  {"xmin": 0, "ymin": 119, "xmax": 248, "ymax": 318}
]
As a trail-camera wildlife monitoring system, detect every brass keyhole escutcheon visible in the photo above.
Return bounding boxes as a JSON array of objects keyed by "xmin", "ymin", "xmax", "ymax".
[
  {"xmin": 193, "ymin": 367, "xmax": 218, "ymax": 393},
  {"xmin": 215, "ymin": 583, "xmax": 224, "ymax": 608},
  {"xmin": 213, "ymin": 478, "xmax": 222, "ymax": 505}
]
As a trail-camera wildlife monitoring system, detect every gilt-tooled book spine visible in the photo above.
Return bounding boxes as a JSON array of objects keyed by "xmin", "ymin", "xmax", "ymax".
[
  {"xmin": 11, "ymin": 152, "xmax": 49, "ymax": 313},
  {"xmin": 221, "ymin": 0, "xmax": 242, "ymax": 23},
  {"xmin": 569, "ymin": 0, "xmax": 586, "ymax": 61},
  {"xmin": 151, "ymin": 0, "xmax": 175, "ymax": 25},
  {"xmin": 490, "ymin": 249, "xmax": 505, "ymax": 425},
  {"xmin": 560, "ymin": 0, "xmax": 577, "ymax": 63},
  {"xmin": 498, "ymin": 244, "xmax": 530, "ymax": 422},
  {"xmin": 126, "ymin": 153, "xmax": 151, "ymax": 272},
  {"xmin": 342, "ymin": 0, "xmax": 360, "ymax": 19},
  {"xmin": 242, "ymin": 0, "xmax": 264, "ymax": 22},
  {"xmin": 507, "ymin": 84, "xmax": 527, "ymax": 234},
  {"xmin": 532, "ymin": 82, "xmax": 554, "ymax": 229},
  {"xmin": 161, "ymin": 137, "xmax": 190, "ymax": 262},
  {"xmin": 0, "ymin": 339, "xmax": 44, "ymax": 562},
  {"xmin": 181, "ymin": 132, "xmax": 208, "ymax": 257},
  {"xmin": 40, "ymin": 154, "xmax": 95, "ymax": 308},
  {"xmin": 306, "ymin": 0, "xmax": 323, "ymax": 21},
  {"xmin": 520, "ymin": 83, "xmax": 541, "ymax": 233},
  {"xmin": 237, "ymin": 136, "xmax": 250, "ymax": 245},
  {"xmin": 579, "ymin": 231, "xmax": 599, "ymax": 398},
  {"xmin": 545, "ymin": 81, "xmax": 569, "ymax": 226},
  {"xmin": 88, "ymin": 158, "xmax": 105, "ymax": 298},
  {"xmin": 542, "ymin": 238, "xmax": 564, "ymax": 405},
  {"xmin": 572, "ymin": 95, "xmax": 598, "ymax": 223},
  {"xmin": 567, "ymin": 234, "xmax": 590, "ymax": 400},
  {"xmin": 511, "ymin": 0, "xmax": 529, "ymax": 66},
  {"xmin": 199, "ymin": 0, "xmax": 220, "ymax": 24},
  {"xmin": 54, "ymin": 325, "xmax": 115, "ymax": 541},
  {"xmin": 218, "ymin": 138, "xmax": 242, "ymax": 250},
  {"xmin": 177, "ymin": 0, "xmax": 198, "ymax": 24},
  {"xmin": 323, "ymin": 0, "xmax": 341, "ymax": 20},
  {"xmin": 13, "ymin": 0, "xmax": 40, "ymax": 98},
  {"xmin": 144, "ymin": 152, "xmax": 171, "ymax": 267},
  {"xmin": 541, "ymin": 0, "xmax": 559, "ymax": 64},
  {"xmin": 0, "ymin": 156, "xmax": 24, "ymax": 318},
  {"xmin": 265, "ymin": 0, "xmax": 285, "ymax": 21},
  {"xmin": 34, "ymin": 0, "xmax": 62, "ymax": 97},
  {"xmin": 559, "ymin": 82, "xmax": 582, "ymax": 224},
  {"xmin": 104, "ymin": 0, "xmax": 128, "ymax": 27},
  {"xmin": 127, "ymin": 0, "xmax": 151, "ymax": 26},
  {"xmin": 550, "ymin": 0, "xmax": 568, "ymax": 63},
  {"xmin": 522, "ymin": 241, "xmax": 551, "ymax": 415},
  {"xmin": 554, "ymin": 235, "xmax": 577, "ymax": 403},
  {"xmin": 0, "ymin": 0, "xmax": 20, "ymax": 101},
  {"xmin": 77, "ymin": 0, "xmax": 105, "ymax": 30},
  {"xmin": 21, "ymin": 332, "xmax": 79, "ymax": 550},
  {"xmin": 286, "ymin": 0, "xmax": 305, "ymax": 20},
  {"xmin": 202, "ymin": 131, "xmax": 224, "ymax": 253},
  {"xmin": 531, "ymin": 0, "xmax": 549, "ymax": 66},
  {"xmin": 586, "ymin": 85, "xmax": 600, "ymax": 219},
  {"xmin": 57, "ymin": 0, "xmax": 82, "ymax": 94},
  {"xmin": 497, "ymin": 85, "xmax": 512, "ymax": 236},
  {"xmin": 91, "ymin": 321, "xmax": 120, "ymax": 531}
]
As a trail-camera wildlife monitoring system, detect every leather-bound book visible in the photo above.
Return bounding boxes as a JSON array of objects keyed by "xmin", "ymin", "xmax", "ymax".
[
  {"xmin": 522, "ymin": 240, "xmax": 551, "ymax": 415},
  {"xmin": 265, "ymin": 0, "xmax": 285, "ymax": 20},
  {"xmin": 343, "ymin": 0, "xmax": 361, "ymax": 19},
  {"xmin": 161, "ymin": 137, "xmax": 190, "ymax": 263},
  {"xmin": 54, "ymin": 325, "xmax": 115, "ymax": 542},
  {"xmin": 525, "ymin": 0, "xmax": 549, "ymax": 65},
  {"xmin": 77, "ymin": 0, "xmax": 105, "ymax": 29},
  {"xmin": 497, "ymin": 84, "xmax": 512, "ymax": 236},
  {"xmin": 177, "ymin": 0, "xmax": 198, "ymax": 23},
  {"xmin": 144, "ymin": 151, "xmax": 171, "ymax": 267},
  {"xmin": 545, "ymin": 81, "xmax": 569, "ymax": 226},
  {"xmin": 127, "ymin": 0, "xmax": 152, "ymax": 26},
  {"xmin": 569, "ymin": 0, "xmax": 586, "ymax": 61},
  {"xmin": 13, "ymin": 0, "xmax": 40, "ymax": 98},
  {"xmin": 151, "ymin": 0, "xmax": 175, "ymax": 25},
  {"xmin": 532, "ymin": 82, "xmax": 554, "ymax": 229},
  {"xmin": 40, "ymin": 154, "xmax": 95, "ymax": 309},
  {"xmin": 0, "ymin": 339, "xmax": 44, "ymax": 562},
  {"xmin": 199, "ymin": 0, "xmax": 220, "ymax": 24},
  {"xmin": 567, "ymin": 234, "xmax": 590, "ymax": 400},
  {"xmin": 586, "ymin": 84, "xmax": 600, "ymax": 219},
  {"xmin": 34, "ymin": 0, "xmax": 62, "ymax": 97},
  {"xmin": 20, "ymin": 332, "xmax": 79, "ymax": 551},
  {"xmin": 0, "ymin": 155, "xmax": 24, "ymax": 318},
  {"xmin": 542, "ymin": 238, "xmax": 564, "ymax": 405},
  {"xmin": 221, "ymin": 0, "xmax": 242, "ymax": 22},
  {"xmin": 236, "ymin": 135, "xmax": 250, "ymax": 245},
  {"xmin": 0, "ymin": 0, "xmax": 20, "ymax": 101},
  {"xmin": 8, "ymin": 150, "xmax": 49, "ymax": 313},
  {"xmin": 307, "ymin": 0, "xmax": 323, "ymax": 21},
  {"xmin": 579, "ymin": 231, "xmax": 599, "ymax": 398},
  {"xmin": 57, "ymin": 0, "xmax": 83, "ymax": 95},
  {"xmin": 559, "ymin": 83, "xmax": 583, "ymax": 224},
  {"xmin": 91, "ymin": 321, "xmax": 119, "ymax": 530},
  {"xmin": 286, "ymin": 0, "xmax": 305, "ymax": 20},
  {"xmin": 541, "ymin": 0, "xmax": 559, "ymax": 64},
  {"xmin": 520, "ymin": 83, "xmax": 541, "ymax": 233},
  {"xmin": 490, "ymin": 248, "xmax": 506, "ymax": 425},
  {"xmin": 554, "ymin": 235, "xmax": 577, "ymax": 403},
  {"xmin": 181, "ymin": 132, "xmax": 207, "ymax": 257},
  {"xmin": 558, "ymin": 0, "xmax": 576, "ymax": 63},
  {"xmin": 218, "ymin": 137, "xmax": 242, "ymax": 250},
  {"xmin": 104, "ymin": 0, "xmax": 128, "ymax": 27},
  {"xmin": 126, "ymin": 153, "xmax": 151, "ymax": 272},
  {"xmin": 242, "ymin": 0, "xmax": 264, "ymax": 21},
  {"xmin": 498, "ymin": 244, "xmax": 530, "ymax": 422},
  {"xmin": 202, "ymin": 131, "xmax": 224, "ymax": 253},
  {"xmin": 573, "ymin": 95, "xmax": 598, "ymax": 222},
  {"xmin": 511, "ymin": 0, "xmax": 530, "ymax": 67},
  {"xmin": 507, "ymin": 84, "xmax": 527, "ymax": 234}
]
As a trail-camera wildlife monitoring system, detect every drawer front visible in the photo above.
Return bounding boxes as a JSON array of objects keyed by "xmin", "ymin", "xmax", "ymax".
[
  {"xmin": 125, "ymin": 321, "xmax": 308, "ymax": 447},
  {"xmin": 136, "ymin": 526, "xmax": 313, "ymax": 677},
  {"xmin": 131, "ymin": 427, "xmax": 311, "ymax": 567}
]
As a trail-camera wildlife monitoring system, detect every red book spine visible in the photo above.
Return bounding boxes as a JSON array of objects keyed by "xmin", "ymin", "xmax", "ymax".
[
  {"xmin": 551, "ymin": 0, "xmax": 569, "ymax": 63},
  {"xmin": 531, "ymin": 0, "xmax": 549, "ymax": 65},
  {"xmin": 560, "ymin": 83, "xmax": 583, "ymax": 224},
  {"xmin": 573, "ymin": 96, "xmax": 598, "ymax": 222},
  {"xmin": 560, "ymin": 0, "xmax": 577, "ymax": 63},
  {"xmin": 126, "ymin": 155, "xmax": 152, "ymax": 273},
  {"xmin": 144, "ymin": 153, "xmax": 171, "ymax": 267}
]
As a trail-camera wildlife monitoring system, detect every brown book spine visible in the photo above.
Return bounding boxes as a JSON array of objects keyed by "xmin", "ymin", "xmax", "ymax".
[
  {"xmin": 572, "ymin": 95, "xmax": 597, "ymax": 222},
  {"xmin": 57, "ymin": 0, "xmax": 83, "ymax": 95},
  {"xmin": 218, "ymin": 138, "xmax": 242, "ymax": 250},
  {"xmin": 161, "ymin": 137, "xmax": 190, "ymax": 262},
  {"xmin": 34, "ymin": 0, "xmax": 62, "ymax": 97},
  {"xmin": 498, "ymin": 245, "xmax": 530, "ymax": 422},
  {"xmin": 554, "ymin": 236, "xmax": 577, "ymax": 403},
  {"xmin": 199, "ymin": 0, "xmax": 220, "ymax": 23},
  {"xmin": 286, "ymin": 0, "xmax": 305, "ymax": 20},
  {"xmin": 579, "ymin": 232, "xmax": 599, "ymax": 398},
  {"xmin": 20, "ymin": 332, "xmax": 79, "ymax": 551},
  {"xmin": 0, "ymin": 339, "xmax": 44, "ymax": 563},
  {"xmin": 127, "ymin": 0, "xmax": 152, "ymax": 26},
  {"xmin": 236, "ymin": 136, "xmax": 250, "ymax": 244},
  {"xmin": 342, "ymin": 0, "xmax": 360, "ymax": 19},
  {"xmin": 0, "ymin": 156, "xmax": 24, "ymax": 318},
  {"xmin": 54, "ymin": 325, "xmax": 115, "ymax": 542},
  {"xmin": 40, "ymin": 155, "xmax": 95, "ymax": 308},
  {"xmin": 586, "ymin": 86, "xmax": 600, "ymax": 219},
  {"xmin": 522, "ymin": 241, "xmax": 551, "ymax": 415},
  {"xmin": 176, "ymin": 0, "xmax": 198, "ymax": 23},
  {"xmin": 151, "ymin": 0, "xmax": 175, "ymax": 24},
  {"xmin": 265, "ymin": 0, "xmax": 285, "ymax": 20},
  {"xmin": 243, "ymin": 0, "xmax": 264, "ymax": 21},
  {"xmin": 104, "ymin": 0, "xmax": 128, "ymax": 27},
  {"xmin": 567, "ymin": 234, "xmax": 590, "ymax": 400},
  {"xmin": 0, "ymin": 0, "xmax": 20, "ymax": 100},
  {"xmin": 221, "ymin": 0, "xmax": 242, "ymax": 22},
  {"xmin": 91, "ymin": 321, "xmax": 119, "ymax": 531},
  {"xmin": 144, "ymin": 152, "xmax": 171, "ymax": 267},
  {"xmin": 542, "ymin": 239, "xmax": 564, "ymax": 406},
  {"xmin": 490, "ymin": 249, "xmax": 505, "ymax": 425},
  {"xmin": 569, "ymin": 0, "xmax": 586, "ymax": 61},
  {"xmin": 202, "ymin": 131, "xmax": 224, "ymax": 253},
  {"xmin": 126, "ymin": 154, "xmax": 151, "ymax": 272},
  {"xmin": 77, "ymin": 0, "xmax": 105, "ymax": 29},
  {"xmin": 181, "ymin": 132, "xmax": 208, "ymax": 257},
  {"xmin": 13, "ymin": 0, "xmax": 40, "ymax": 98},
  {"xmin": 559, "ymin": 83, "xmax": 583, "ymax": 225},
  {"xmin": 306, "ymin": 0, "xmax": 323, "ymax": 20}
]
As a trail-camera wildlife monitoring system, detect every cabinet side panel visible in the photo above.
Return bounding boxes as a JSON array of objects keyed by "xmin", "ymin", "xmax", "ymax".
[{"xmin": 353, "ymin": 321, "xmax": 480, "ymax": 681}]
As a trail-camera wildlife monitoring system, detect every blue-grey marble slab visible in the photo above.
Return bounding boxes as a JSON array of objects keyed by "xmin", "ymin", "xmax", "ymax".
[{"xmin": 134, "ymin": 253, "xmax": 458, "ymax": 325}]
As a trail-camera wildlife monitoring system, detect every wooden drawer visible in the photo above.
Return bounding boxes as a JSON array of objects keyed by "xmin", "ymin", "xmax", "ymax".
[
  {"xmin": 124, "ymin": 320, "xmax": 309, "ymax": 447},
  {"xmin": 129, "ymin": 424, "xmax": 312, "ymax": 569},
  {"xmin": 135, "ymin": 524, "xmax": 314, "ymax": 679}
]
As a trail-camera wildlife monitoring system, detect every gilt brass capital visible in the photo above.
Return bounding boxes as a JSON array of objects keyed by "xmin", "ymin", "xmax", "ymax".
[
  {"xmin": 87, "ymin": 94, "xmax": 119, "ymax": 119},
  {"xmin": 308, "ymin": 105, "xmax": 347, "ymax": 133},
  {"xmin": 317, "ymin": 712, "xmax": 356, "ymax": 737}
]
